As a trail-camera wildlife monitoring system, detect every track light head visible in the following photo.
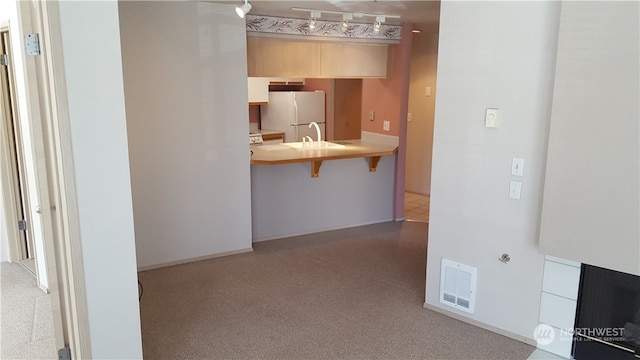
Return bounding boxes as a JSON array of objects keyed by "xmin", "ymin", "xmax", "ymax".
[
  {"xmin": 373, "ymin": 16, "xmax": 385, "ymax": 32},
  {"xmin": 309, "ymin": 11, "xmax": 321, "ymax": 29},
  {"xmin": 235, "ymin": 0, "xmax": 252, "ymax": 18},
  {"xmin": 342, "ymin": 14, "xmax": 352, "ymax": 31}
]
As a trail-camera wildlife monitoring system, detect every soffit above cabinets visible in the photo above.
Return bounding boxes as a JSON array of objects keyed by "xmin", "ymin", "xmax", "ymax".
[
  {"xmin": 246, "ymin": 15, "xmax": 401, "ymax": 43},
  {"xmin": 227, "ymin": 0, "xmax": 441, "ymax": 32}
]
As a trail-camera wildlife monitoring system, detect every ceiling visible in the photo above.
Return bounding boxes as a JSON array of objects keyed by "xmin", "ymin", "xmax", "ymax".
[{"xmin": 216, "ymin": 1, "xmax": 441, "ymax": 32}]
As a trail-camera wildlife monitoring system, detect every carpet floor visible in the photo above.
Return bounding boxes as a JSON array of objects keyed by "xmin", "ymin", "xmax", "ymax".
[
  {"xmin": 0, "ymin": 262, "xmax": 56, "ymax": 359},
  {"xmin": 138, "ymin": 221, "xmax": 535, "ymax": 360}
]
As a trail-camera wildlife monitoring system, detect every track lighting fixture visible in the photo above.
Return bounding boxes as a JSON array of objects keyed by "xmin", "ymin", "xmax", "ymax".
[
  {"xmin": 291, "ymin": 7, "xmax": 400, "ymax": 33},
  {"xmin": 342, "ymin": 14, "xmax": 352, "ymax": 31},
  {"xmin": 373, "ymin": 16, "xmax": 385, "ymax": 32},
  {"xmin": 235, "ymin": 0, "xmax": 252, "ymax": 18},
  {"xmin": 309, "ymin": 11, "xmax": 321, "ymax": 29}
]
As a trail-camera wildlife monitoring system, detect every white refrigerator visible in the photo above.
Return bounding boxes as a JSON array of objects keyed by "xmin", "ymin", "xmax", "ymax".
[{"xmin": 260, "ymin": 91, "xmax": 325, "ymax": 142}]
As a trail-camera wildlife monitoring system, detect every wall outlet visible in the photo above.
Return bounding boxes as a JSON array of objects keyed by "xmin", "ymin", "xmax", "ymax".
[
  {"xmin": 369, "ymin": 110, "xmax": 375, "ymax": 121},
  {"xmin": 407, "ymin": 113, "xmax": 412, "ymax": 122},
  {"xmin": 383, "ymin": 120, "xmax": 390, "ymax": 131}
]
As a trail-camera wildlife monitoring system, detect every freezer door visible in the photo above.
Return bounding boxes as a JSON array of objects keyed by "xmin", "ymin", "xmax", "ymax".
[
  {"xmin": 260, "ymin": 92, "xmax": 294, "ymax": 131},
  {"xmin": 292, "ymin": 91, "xmax": 325, "ymax": 126},
  {"xmin": 290, "ymin": 123, "xmax": 326, "ymax": 142}
]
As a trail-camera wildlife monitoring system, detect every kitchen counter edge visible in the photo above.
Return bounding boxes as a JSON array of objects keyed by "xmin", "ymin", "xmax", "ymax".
[{"xmin": 250, "ymin": 139, "xmax": 397, "ymax": 165}]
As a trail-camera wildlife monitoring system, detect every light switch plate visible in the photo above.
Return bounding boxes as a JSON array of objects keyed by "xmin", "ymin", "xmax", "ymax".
[
  {"xmin": 383, "ymin": 120, "xmax": 390, "ymax": 131},
  {"xmin": 511, "ymin": 158, "xmax": 524, "ymax": 176},
  {"xmin": 509, "ymin": 181, "xmax": 522, "ymax": 200},
  {"xmin": 485, "ymin": 108, "xmax": 498, "ymax": 128},
  {"xmin": 407, "ymin": 113, "xmax": 412, "ymax": 122},
  {"xmin": 369, "ymin": 110, "xmax": 375, "ymax": 121}
]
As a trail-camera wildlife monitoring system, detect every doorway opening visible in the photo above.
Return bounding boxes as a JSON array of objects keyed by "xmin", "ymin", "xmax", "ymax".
[
  {"xmin": 0, "ymin": 28, "xmax": 36, "ymax": 275},
  {"xmin": 403, "ymin": 29, "xmax": 439, "ymax": 224}
]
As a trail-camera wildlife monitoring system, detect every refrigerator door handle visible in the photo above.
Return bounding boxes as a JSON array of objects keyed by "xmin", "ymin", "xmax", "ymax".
[{"xmin": 293, "ymin": 93, "xmax": 299, "ymax": 125}]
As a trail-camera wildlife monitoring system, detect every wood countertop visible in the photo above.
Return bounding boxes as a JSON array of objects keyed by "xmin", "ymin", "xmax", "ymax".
[{"xmin": 250, "ymin": 139, "xmax": 397, "ymax": 177}]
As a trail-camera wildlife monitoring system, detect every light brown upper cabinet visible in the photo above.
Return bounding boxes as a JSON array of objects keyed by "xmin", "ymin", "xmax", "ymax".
[
  {"xmin": 247, "ymin": 37, "xmax": 389, "ymax": 78},
  {"xmin": 247, "ymin": 37, "xmax": 322, "ymax": 77},
  {"xmin": 321, "ymin": 42, "xmax": 388, "ymax": 78}
]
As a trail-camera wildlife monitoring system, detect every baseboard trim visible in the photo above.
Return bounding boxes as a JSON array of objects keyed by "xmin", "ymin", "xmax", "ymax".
[
  {"xmin": 137, "ymin": 247, "xmax": 254, "ymax": 272},
  {"xmin": 252, "ymin": 219, "xmax": 394, "ymax": 243},
  {"xmin": 423, "ymin": 302, "xmax": 537, "ymax": 347},
  {"xmin": 37, "ymin": 282, "xmax": 49, "ymax": 294}
]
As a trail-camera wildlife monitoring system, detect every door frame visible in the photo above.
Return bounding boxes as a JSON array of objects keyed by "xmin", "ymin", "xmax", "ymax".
[
  {"xmin": 0, "ymin": 24, "xmax": 35, "ymax": 266},
  {"xmin": 17, "ymin": 1, "xmax": 92, "ymax": 357}
]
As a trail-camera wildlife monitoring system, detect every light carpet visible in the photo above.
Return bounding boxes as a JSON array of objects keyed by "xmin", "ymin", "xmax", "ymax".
[
  {"xmin": 138, "ymin": 221, "xmax": 535, "ymax": 359},
  {"xmin": 1, "ymin": 262, "xmax": 55, "ymax": 359}
]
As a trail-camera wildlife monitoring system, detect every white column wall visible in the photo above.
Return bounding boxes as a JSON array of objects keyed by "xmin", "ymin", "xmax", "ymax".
[
  {"xmin": 57, "ymin": 1, "xmax": 143, "ymax": 357},
  {"xmin": 425, "ymin": 1, "xmax": 561, "ymax": 341},
  {"xmin": 119, "ymin": 2, "xmax": 253, "ymax": 269}
]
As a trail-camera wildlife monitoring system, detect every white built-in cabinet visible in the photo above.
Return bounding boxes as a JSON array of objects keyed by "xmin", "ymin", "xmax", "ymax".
[
  {"xmin": 247, "ymin": 77, "xmax": 306, "ymax": 105},
  {"xmin": 248, "ymin": 77, "xmax": 269, "ymax": 104}
]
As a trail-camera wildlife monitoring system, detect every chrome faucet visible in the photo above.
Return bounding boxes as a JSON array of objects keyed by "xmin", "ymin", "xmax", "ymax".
[{"xmin": 309, "ymin": 122, "xmax": 321, "ymax": 143}]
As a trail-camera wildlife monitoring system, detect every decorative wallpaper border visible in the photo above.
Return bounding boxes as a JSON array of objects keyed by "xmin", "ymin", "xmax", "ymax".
[{"xmin": 246, "ymin": 15, "xmax": 402, "ymax": 42}]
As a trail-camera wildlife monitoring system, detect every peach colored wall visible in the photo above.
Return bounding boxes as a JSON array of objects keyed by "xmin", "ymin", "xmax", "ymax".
[
  {"xmin": 361, "ymin": 28, "xmax": 412, "ymax": 137},
  {"xmin": 360, "ymin": 24, "xmax": 413, "ymax": 219},
  {"xmin": 302, "ymin": 78, "xmax": 332, "ymax": 93},
  {"xmin": 249, "ymin": 104, "xmax": 260, "ymax": 130}
]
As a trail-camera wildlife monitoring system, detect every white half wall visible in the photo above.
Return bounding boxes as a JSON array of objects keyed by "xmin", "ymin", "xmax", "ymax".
[
  {"xmin": 57, "ymin": 0, "xmax": 142, "ymax": 357},
  {"xmin": 119, "ymin": 1, "xmax": 253, "ymax": 269},
  {"xmin": 251, "ymin": 155, "xmax": 395, "ymax": 241},
  {"xmin": 426, "ymin": 1, "xmax": 561, "ymax": 341}
]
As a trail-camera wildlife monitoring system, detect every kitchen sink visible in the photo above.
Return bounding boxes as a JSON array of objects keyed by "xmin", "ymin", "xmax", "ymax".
[{"xmin": 280, "ymin": 141, "xmax": 346, "ymax": 150}]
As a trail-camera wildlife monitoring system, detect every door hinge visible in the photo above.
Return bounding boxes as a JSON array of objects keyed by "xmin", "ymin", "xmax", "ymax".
[
  {"xmin": 0, "ymin": 54, "xmax": 8, "ymax": 66},
  {"xmin": 58, "ymin": 346, "xmax": 71, "ymax": 360},
  {"xmin": 18, "ymin": 220, "xmax": 27, "ymax": 231},
  {"xmin": 24, "ymin": 33, "xmax": 41, "ymax": 56}
]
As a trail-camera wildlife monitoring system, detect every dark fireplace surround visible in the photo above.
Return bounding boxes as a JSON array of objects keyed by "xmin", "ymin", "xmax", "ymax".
[{"xmin": 573, "ymin": 264, "xmax": 640, "ymax": 359}]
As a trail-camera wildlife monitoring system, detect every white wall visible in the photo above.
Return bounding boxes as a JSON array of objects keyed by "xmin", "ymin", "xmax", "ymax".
[
  {"xmin": 119, "ymin": 1, "xmax": 253, "ymax": 270},
  {"xmin": 425, "ymin": 1, "xmax": 561, "ymax": 341},
  {"xmin": 0, "ymin": 0, "xmax": 48, "ymax": 289},
  {"xmin": 251, "ymin": 155, "xmax": 395, "ymax": 241},
  {"xmin": 539, "ymin": 1, "xmax": 640, "ymax": 276},
  {"xmin": 57, "ymin": 1, "xmax": 142, "ymax": 357},
  {"xmin": 406, "ymin": 32, "xmax": 438, "ymax": 195}
]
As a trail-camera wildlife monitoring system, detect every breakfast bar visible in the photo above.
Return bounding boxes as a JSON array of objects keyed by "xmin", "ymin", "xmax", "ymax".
[
  {"xmin": 250, "ymin": 139, "xmax": 398, "ymax": 177},
  {"xmin": 250, "ymin": 136, "xmax": 398, "ymax": 242}
]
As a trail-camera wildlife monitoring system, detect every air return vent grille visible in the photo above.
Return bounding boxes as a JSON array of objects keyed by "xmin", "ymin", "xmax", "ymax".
[{"xmin": 439, "ymin": 259, "xmax": 477, "ymax": 314}]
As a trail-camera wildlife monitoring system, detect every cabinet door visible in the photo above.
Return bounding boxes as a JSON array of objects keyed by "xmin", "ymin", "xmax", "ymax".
[
  {"xmin": 321, "ymin": 42, "xmax": 388, "ymax": 78},
  {"xmin": 247, "ymin": 37, "xmax": 322, "ymax": 77},
  {"xmin": 248, "ymin": 77, "xmax": 269, "ymax": 104}
]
